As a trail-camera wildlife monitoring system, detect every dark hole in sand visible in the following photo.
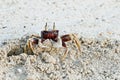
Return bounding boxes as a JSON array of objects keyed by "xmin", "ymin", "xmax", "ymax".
[{"xmin": 6, "ymin": 36, "xmax": 34, "ymax": 57}]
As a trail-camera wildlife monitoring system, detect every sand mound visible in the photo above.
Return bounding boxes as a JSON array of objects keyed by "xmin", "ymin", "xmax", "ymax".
[{"xmin": 0, "ymin": 36, "xmax": 120, "ymax": 80}]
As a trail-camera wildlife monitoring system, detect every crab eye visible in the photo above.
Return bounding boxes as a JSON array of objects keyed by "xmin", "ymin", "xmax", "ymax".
[{"xmin": 32, "ymin": 38, "xmax": 39, "ymax": 44}]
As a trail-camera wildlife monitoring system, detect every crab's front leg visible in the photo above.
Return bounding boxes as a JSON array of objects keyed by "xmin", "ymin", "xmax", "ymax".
[
  {"xmin": 24, "ymin": 37, "xmax": 39, "ymax": 55},
  {"xmin": 24, "ymin": 34, "xmax": 40, "ymax": 54},
  {"xmin": 61, "ymin": 45, "xmax": 68, "ymax": 61},
  {"xmin": 29, "ymin": 39, "xmax": 35, "ymax": 53},
  {"xmin": 24, "ymin": 39, "xmax": 34, "ymax": 55}
]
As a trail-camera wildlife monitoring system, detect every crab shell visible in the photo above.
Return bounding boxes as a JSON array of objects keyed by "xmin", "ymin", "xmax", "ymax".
[{"xmin": 41, "ymin": 30, "xmax": 59, "ymax": 42}]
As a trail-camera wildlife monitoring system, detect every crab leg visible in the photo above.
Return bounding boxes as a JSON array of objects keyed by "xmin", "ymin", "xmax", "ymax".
[
  {"xmin": 72, "ymin": 34, "xmax": 81, "ymax": 53},
  {"xmin": 61, "ymin": 46, "xmax": 68, "ymax": 61},
  {"xmin": 24, "ymin": 40, "xmax": 32, "ymax": 54},
  {"xmin": 69, "ymin": 34, "xmax": 81, "ymax": 58},
  {"xmin": 29, "ymin": 39, "xmax": 35, "ymax": 53},
  {"xmin": 24, "ymin": 39, "xmax": 35, "ymax": 54},
  {"xmin": 24, "ymin": 39, "xmax": 31, "ymax": 54},
  {"xmin": 31, "ymin": 34, "xmax": 40, "ymax": 38}
]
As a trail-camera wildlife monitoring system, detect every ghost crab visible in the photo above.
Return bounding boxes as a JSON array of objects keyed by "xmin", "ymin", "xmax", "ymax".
[{"xmin": 24, "ymin": 23, "xmax": 81, "ymax": 60}]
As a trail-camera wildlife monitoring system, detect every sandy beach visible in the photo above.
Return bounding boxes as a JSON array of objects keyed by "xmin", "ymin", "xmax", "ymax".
[
  {"xmin": 0, "ymin": 0, "xmax": 120, "ymax": 80},
  {"xmin": 0, "ymin": 36, "xmax": 120, "ymax": 80}
]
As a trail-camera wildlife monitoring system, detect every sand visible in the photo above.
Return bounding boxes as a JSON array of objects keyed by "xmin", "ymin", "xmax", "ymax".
[
  {"xmin": 0, "ymin": 36, "xmax": 120, "ymax": 80},
  {"xmin": 0, "ymin": 0, "xmax": 120, "ymax": 80}
]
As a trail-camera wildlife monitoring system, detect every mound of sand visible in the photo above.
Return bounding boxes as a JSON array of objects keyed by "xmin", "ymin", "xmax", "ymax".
[{"xmin": 0, "ymin": 36, "xmax": 120, "ymax": 80}]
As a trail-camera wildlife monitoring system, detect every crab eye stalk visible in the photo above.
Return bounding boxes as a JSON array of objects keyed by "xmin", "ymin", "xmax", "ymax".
[
  {"xmin": 45, "ymin": 22, "xmax": 48, "ymax": 31},
  {"xmin": 53, "ymin": 22, "xmax": 55, "ymax": 30}
]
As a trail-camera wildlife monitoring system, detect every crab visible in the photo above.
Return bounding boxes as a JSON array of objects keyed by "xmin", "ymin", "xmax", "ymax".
[{"xmin": 24, "ymin": 23, "xmax": 81, "ymax": 60}]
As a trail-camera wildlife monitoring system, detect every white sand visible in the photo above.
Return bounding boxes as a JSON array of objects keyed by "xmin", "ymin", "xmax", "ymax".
[
  {"xmin": 0, "ymin": 37, "xmax": 120, "ymax": 80},
  {"xmin": 0, "ymin": 0, "xmax": 120, "ymax": 44}
]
